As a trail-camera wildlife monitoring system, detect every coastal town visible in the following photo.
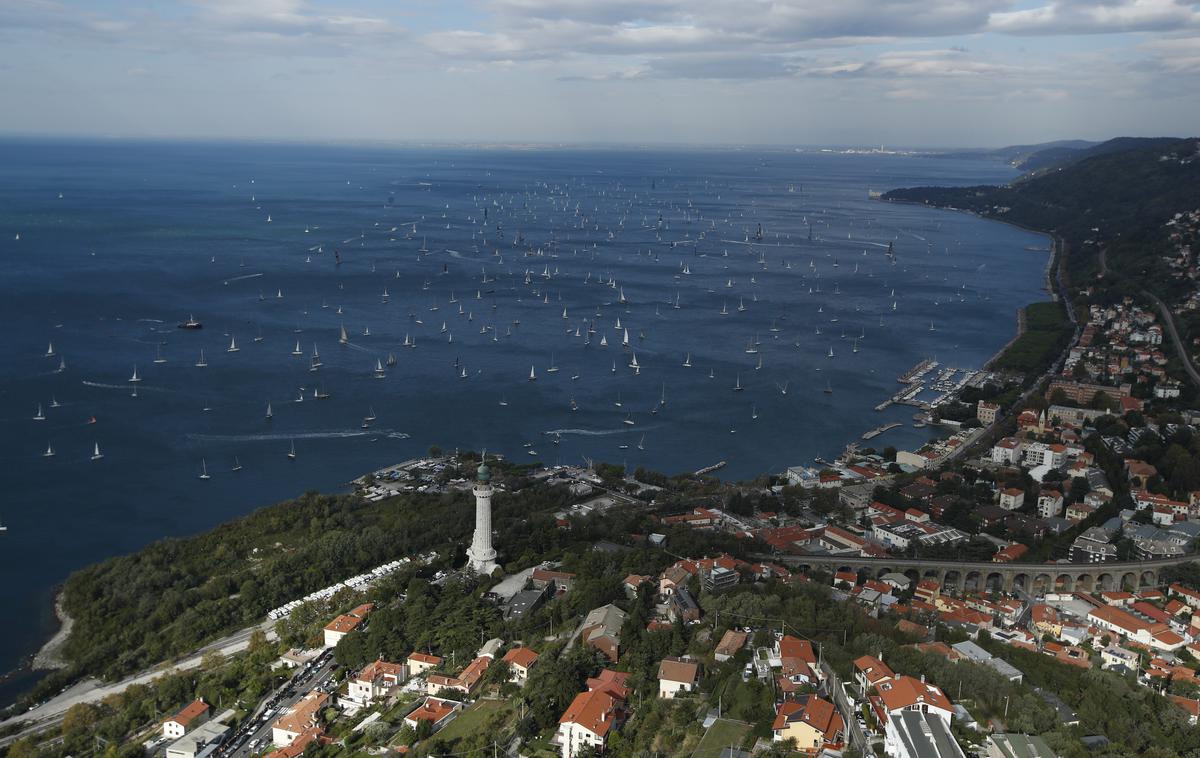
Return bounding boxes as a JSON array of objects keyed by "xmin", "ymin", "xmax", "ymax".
[{"xmin": 3, "ymin": 166, "xmax": 1200, "ymax": 758}]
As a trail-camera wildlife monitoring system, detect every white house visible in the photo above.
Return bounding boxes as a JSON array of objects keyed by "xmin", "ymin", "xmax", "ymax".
[
  {"xmin": 163, "ymin": 699, "xmax": 210, "ymax": 740},
  {"xmin": 1037, "ymin": 491, "xmax": 1064, "ymax": 519},
  {"xmin": 998, "ymin": 488, "xmax": 1025, "ymax": 511},
  {"xmin": 990, "ymin": 438, "xmax": 1023, "ymax": 465},
  {"xmin": 657, "ymin": 657, "xmax": 699, "ymax": 699},
  {"xmin": 345, "ymin": 660, "xmax": 407, "ymax": 707}
]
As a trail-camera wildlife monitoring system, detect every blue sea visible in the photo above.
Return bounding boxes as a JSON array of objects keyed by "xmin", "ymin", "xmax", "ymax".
[{"xmin": 0, "ymin": 139, "xmax": 1049, "ymax": 700}]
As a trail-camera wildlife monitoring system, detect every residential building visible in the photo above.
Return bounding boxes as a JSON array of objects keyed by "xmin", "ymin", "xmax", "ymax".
[
  {"xmin": 272, "ymin": 692, "xmax": 329, "ymax": 748},
  {"xmin": 165, "ymin": 721, "xmax": 229, "ymax": 758},
  {"xmin": 874, "ymin": 676, "xmax": 954, "ymax": 725},
  {"xmin": 1070, "ymin": 528, "xmax": 1116, "ymax": 563},
  {"xmin": 779, "ymin": 635, "xmax": 820, "ymax": 684},
  {"xmin": 771, "ymin": 696, "xmax": 845, "ymax": 754},
  {"xmin": 703, "ymin": 566, "xmax": 740, "ymax": 594},
  {"xmin": 1037, "ymin": 490, "xmax": 1064, "ymax": 519},
  {"xmin": 322, "ymin": 603, "xmax": 374, "ymax": 648},
  {"xmin": 580, "ymin": 604, "xmax": 627, "ymax": 662},
  {"xmin": 407, "ymin": 652, "xmax": 443, "ymax": 676},
  {"xmin": 163, "ymin": 699, "xmax": 210, "ymax": 740},
  {"xmin": 853, "ymin": 655, "xmax": 894, "ymax": 693},
  {"xmin": 669, "ymin": 587, "xmax": 701, "ymax": 624},
  {"xmin": 503, "ymin": 647, "xmax": 539, "ymax": 685},
  {"xmin": 426, "ymin": 655, "xmax": 490, "ymax": 696},
  {"xmin": 885, "ymin": 710, "xmax": 965, "ymax": 758},
  {"xmin": 556, "ymin": 670, "xmax": 630, "ymax": 758},
  {"xmin": 346, "ymin": 660, "xmax": 407, "ymax": 707},
  {"xmin": 991, "ymin": 438, "xmax": 1023, "ymax": 465},
  {"xmin": 977, "ymin": 401, "xmax": 1000, "ymax": 425},
  {"xmin": 403, "ymin": 697, "xmax": 463, "ymax": 734},
  {"xmin": 998, "ymin": 488, "xmax": 1025, "ymax": 511},
  {"xmin": 985, "ymin": 734, "xmax": 1057, "ymax": 758},
  {"xmin": 715, "ymin": 629, "xmax": 749, "ymax": 662},
  {"xmin": 657, "ymin": 657, "xmax": 699, "ymax": 699}
]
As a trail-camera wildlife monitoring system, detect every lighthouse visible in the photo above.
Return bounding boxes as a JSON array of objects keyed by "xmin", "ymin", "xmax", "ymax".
[{"xmin": 466, "ymin": 457, "xmax": 499, "ymax": 575}]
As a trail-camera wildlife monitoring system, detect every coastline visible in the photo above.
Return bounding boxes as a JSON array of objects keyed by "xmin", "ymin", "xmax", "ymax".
[{"xmin": 31, "ymin": 591, "xmax": 71, "ymax": 671}]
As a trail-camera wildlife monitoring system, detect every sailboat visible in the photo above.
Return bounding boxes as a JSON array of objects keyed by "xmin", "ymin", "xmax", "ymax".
[
  {"xmin": 499, "ymin": 396, "xmax": 509, "ymax": 407},
  {"xmin": 43, "ymin": 443, "xmax": 55, "ymax": 458},
  {"xmin": 637, "ymin": 435, "xmax": 645, "ymax": 451},
  {"xmin": 198, "ymin": 459, "xmax": 211, "ymax": 480},
  {"xmin": 733, "ymin": 373, "xmax": 743, "ymax": 391},
  {"xmin": 339, "ymin": 325, "xmax": 349, "ymax": 344},
  {"xmin": 287, "ymin": 440, "xmax": 297, "ymax": 460},
  {"xmin": 153, "ymin": 343, "xmax": 167, "ymax": 364},
  {"xmin": 752, "ymin": 405, "xmax": 758, "ymax": 420},
  {"xmin": 231, "ymin": 457, "xmax": 243, "ymax": 472},
  {"xmin": 292, "ymin": 340, "xmax": 303, "ymax": 356},
  {"xmin": 265, "ymin": 402, "xmax": 273, "ymax": 419},
  {"xmin": 56, "ymin": 357, "xmax": 66, "ymax": 373},
  {"xmin": 547, "ymin": 354, "xmax": 560, "ymax": 373},
  {"xmin": 824, "ymin": 380, "xmax": 834, "ymax": 394},
  {"xmin": 365, "ymin": 406, "xmax": 377, "ymax": 421},
  {"xmin": 528, "ymin": 365, "xmax": 537, "ymax": 381},
  {"xmin": 45, "ymin": 342, "xmax": 55, "ymax": 358},
  {"xmin": 91, "ymin": 442, "xmax": 104, "ymax": 461},
  {"xmin": 33, "ymin": 403, "xmax": 45, "ymax": 421},
  {"xmin": 374, "ymin": 359, "xmax": 386, "ymax": 378},
  {"xmin": 227, "ymin": 336, "xmax": 239, "ymax": 353},
  {"xmin": 195, "ymin": 350, "xmax": 207, "ymax": 367},
  {"xmin": 623, "ymin": 413, "xmax": 635, "ymax": 426},
  {"xmin": 129, "ymin": 366, "xmax": 141, "ymax": 383},
  {"xmin": 682, "ymin": 353, "xmax": 692, "ymax": 367}
]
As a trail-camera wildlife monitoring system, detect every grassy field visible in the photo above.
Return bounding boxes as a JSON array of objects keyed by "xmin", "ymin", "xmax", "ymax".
[
  {"xmin": 992, "ymin": 301, "xmax": 1073, "ymax": 375},
  {"xmin": 434, "ymin": 699, "xmax": 515, "ymax": 743},
  {"xmin": 691, "ymin": 718, "xmax": 752, "ymax": 758}
]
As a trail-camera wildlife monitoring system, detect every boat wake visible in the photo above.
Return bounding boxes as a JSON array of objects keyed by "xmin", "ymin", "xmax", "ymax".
[
  {"xmin": 187, "ymin": 429, "xmax": 406, "ymax": 443},
  {"xmin": 82, "ymin": 380, "xmax": 168, "ymax": 392},
  {"xmin": 223, "ymin": 272, "xmax": 264, "ymax": 283},
  {"xmin": 544, "ymin": 427, "xmax": 656, "ymax": 437},
  {"xmin": 137, "ymin": 318, "xmax": 165, "ymax": 323}
]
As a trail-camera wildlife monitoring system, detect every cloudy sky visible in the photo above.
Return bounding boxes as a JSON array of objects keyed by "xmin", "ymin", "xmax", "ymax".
[{"xmin": 1, "ymin": 0, "xmax": 1198, "ymax": 147}]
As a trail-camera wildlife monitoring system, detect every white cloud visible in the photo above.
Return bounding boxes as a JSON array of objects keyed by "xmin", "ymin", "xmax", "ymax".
[{"xmin": 988, "ymin": 0, "xmax": 1200, "ymax": 34}]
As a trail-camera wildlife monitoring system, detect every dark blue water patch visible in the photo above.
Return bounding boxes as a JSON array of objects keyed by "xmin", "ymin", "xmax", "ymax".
[{"xmin": 0, "ymin": 140, "xmax": 1049, "ymax": 694}]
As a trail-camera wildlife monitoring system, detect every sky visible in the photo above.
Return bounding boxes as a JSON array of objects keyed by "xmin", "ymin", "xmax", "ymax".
[{"xmin": 0, "ymin": 0, "xmax": 1198, "ymax": 148}]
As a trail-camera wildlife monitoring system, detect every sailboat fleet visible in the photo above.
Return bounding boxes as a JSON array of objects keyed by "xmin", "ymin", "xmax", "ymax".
[{"xmin": 23, "ymin": 159, "xmax": 980, "ymax": 475}]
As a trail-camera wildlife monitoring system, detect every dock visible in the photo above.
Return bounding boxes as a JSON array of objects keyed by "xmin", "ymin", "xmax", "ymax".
[
  {"xmin": 694, "ymin": 461, "xmax": 727, "ymax": 476},
  {"xmin": 862, "ymin": 422, "xmax": 902, "ymax": 440}
]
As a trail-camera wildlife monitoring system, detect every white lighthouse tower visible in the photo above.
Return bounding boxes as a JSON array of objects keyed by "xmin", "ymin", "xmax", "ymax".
[{"xmin": 466, "ymin": 457, "xmax": 499, "ymax": 575}]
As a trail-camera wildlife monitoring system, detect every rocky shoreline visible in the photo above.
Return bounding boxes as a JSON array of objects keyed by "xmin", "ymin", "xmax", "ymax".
[{"xmin": 31, "ymin": 592, "xmax": 71, "ymax": 671}]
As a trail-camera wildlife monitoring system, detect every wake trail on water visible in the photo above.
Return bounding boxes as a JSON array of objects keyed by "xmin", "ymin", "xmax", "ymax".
[
  {"xmin": 544, "ymin": 426, "xmax": 658, "ymax": 437},
  {"xmin": 224, "ymin": 272, "xmax": 264, "ymax": 283},
  {"xmin": 187, "ymin": 429, "xmax": 409, "ymax": 443},
  {"xmin": 82, "ymin": 380, "xmax": 170, "ymax": 392}
]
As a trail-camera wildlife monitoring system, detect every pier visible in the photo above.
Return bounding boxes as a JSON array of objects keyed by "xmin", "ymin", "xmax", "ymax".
[{"xmin": 862, "ymin": 422, "xmax": 902, "ymax": 440}]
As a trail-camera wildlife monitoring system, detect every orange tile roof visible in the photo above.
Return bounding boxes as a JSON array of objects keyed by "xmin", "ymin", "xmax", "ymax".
[
  {"xmin": 408, "ymin": 652, "xmax": 443, "ymax": 666},
  {"xmin": 166, "ymin": 699, "xmax": 209, "ymax": 727},
  {"xmin": 274, "ymin": 692, "xmax": 328, "ymax": 736},
  {"xmin": 586, "ymin": 669, "xmax": 631, "ymax": 699},
  {"xmin": 324, "ymin": 614, "xmax": 365, "ymax": 634},
  {"xmin": 406, "ymin": 697, "xmax": 460, "ymax": 725},
  {"xmin": 503, "ymin": 646, "xmax": 539, "ymax": 669},
  {"xmin": 559, "ymin": 688, "xmax": 621, "ymax": 737},
  {"xmin": 772, "ymin": 695, "xmax": 844, "ymax": 745},
  {"xmin": 875, "ymin": 676, "xmax": 952, "ymax": 714},
  {"xmin": 853, "ymin": 655, "xmax": 894, "ymax": 686}
]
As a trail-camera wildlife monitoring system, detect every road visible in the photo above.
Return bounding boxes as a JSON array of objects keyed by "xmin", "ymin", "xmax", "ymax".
[
  {"xmin": 821, "ymin": 662, "xmax": 868, "ymax": 754},
  {"xmin": 216, "ymin": 652, "xmax": 336, "ymax": 758},
  {"xmin": 0, "ymin": 621, "xmax": 276, "ymax": 748},
  {"xmin": 1145, "ymin": 290, "xmax": 1200, "ymax": 389}
]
